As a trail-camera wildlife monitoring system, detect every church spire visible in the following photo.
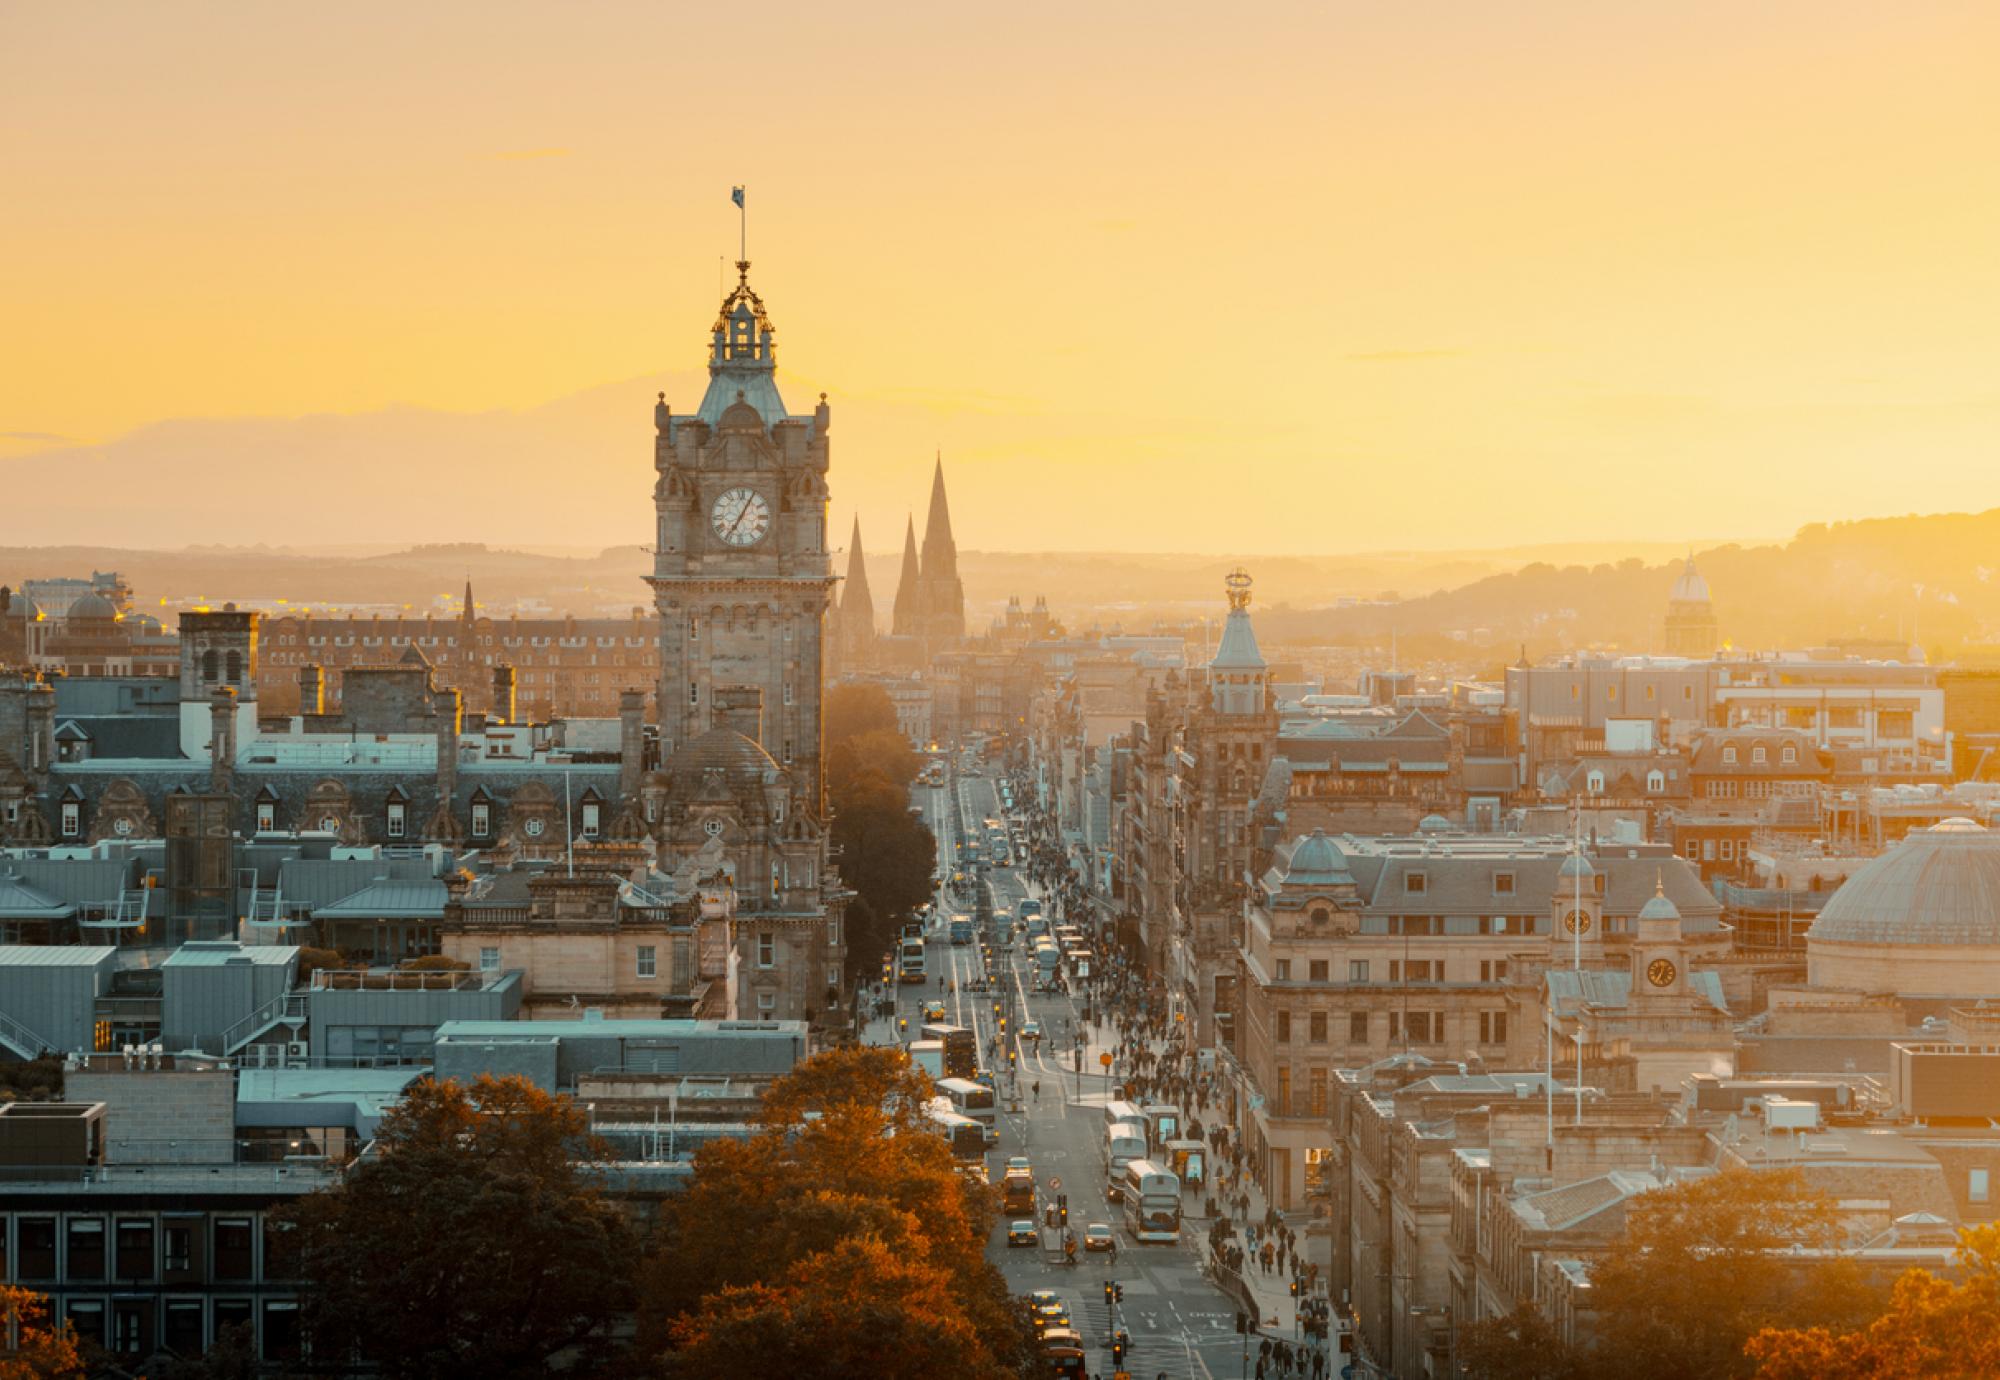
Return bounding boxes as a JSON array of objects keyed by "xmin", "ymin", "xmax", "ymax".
[
  {"xmin": 841, "ymin": 516, "xmax": 875, "ymax": 635},
  {"xmin": 920, "ymin": 451, "xmax": 958, "ymax": 581},
  {"xmin": 892, "ymin": 515, "xmax": 922, "ymax": 637}
]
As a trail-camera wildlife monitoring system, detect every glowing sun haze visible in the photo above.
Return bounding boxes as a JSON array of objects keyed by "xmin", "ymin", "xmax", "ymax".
[{"xmin": 3, "ymin": 1, "xmax": 1997, "ymax": 554}]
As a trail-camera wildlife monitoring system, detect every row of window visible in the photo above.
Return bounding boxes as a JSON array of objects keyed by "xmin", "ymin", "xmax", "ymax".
[
  {"xmin": 3, "ymin": 1213, "xmax": 261, "ymax": 1284},
  {"xmin": 1269, "ymin": 958, "xmax": 1511, "ymax": 986},
  {"xmin": 1273, "ymin": 1001, "xmax": 1510, "ymax": 1046},
  {"xmin": 1403, "ymin": 872, "xmax": 1606, "ymax": 899},
  {"xmin": 1568, "ymin": 682, "xmax": 1697, "ymax": 702}
]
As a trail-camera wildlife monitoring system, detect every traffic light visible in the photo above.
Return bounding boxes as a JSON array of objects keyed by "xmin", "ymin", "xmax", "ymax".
[
  {"xmin": 1114, "ymin": 1283, "xmax": 1124, "ymax": 1304},
  {"xmin": 1104, "ymin": 1282, "xmax": 1114, "ymax": 1308},
  {"xmin": 1112, "ymin": 1338, "xmax": 1125, "ymax": 1366},
  {"xmin": 1289, "ymin": 1279, "xmax": 1298, "ymax": 1298},
  {"xmin": 1058, "ymin": 1193, "xmax": 1068, "ymax": 1225}
]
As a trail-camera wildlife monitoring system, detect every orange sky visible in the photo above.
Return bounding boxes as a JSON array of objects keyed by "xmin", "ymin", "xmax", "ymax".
[{"xmin": 3, "ymin": 2, "xmax": 1998, "ymax": 555}]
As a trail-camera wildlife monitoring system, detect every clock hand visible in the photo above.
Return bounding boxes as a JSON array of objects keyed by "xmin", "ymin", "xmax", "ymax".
[{"xmin": 725, "ymin": 500, "xmax": 752, "ymax": 541}]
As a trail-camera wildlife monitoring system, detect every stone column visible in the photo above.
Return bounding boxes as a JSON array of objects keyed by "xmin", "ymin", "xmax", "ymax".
[
  {"xmin": 618, "ymin": 689, "xmax": 645, "ymax": 799},
  {"xmin": 425, "ymin": 689, "xmax": 465, "ymax": 845},
  {"xmin": 492, "ymin": 664, "xmax": 517, "ymax": 722},
  {"xmin": 25, "ymin": 679, "xmax": 55, "ymax": 785}
]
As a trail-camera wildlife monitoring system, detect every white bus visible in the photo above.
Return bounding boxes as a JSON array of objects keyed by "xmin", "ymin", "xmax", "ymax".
[
  {"xmin": 925, "ymin": 1101, "xmax": 988, "ymax": 1165},
  {"xmin": 1120, "ymin": 1159, "xmax": 1182, "ymax": 1243},
  {"xmin": 937, "ymin": 1076, "xmax": 998, "ymax": 1145},
  {"xmin": 1103, "ymin": 1125, "xmax": 1147, "ymax": 1200}
]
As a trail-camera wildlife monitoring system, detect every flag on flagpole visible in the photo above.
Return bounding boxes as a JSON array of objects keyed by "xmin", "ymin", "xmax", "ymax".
[{"xmin": 731, "ymin": 186, "xmax": 745, "ymax": 209}]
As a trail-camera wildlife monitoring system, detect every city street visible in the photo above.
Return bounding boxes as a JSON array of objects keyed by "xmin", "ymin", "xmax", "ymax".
[{"xmin": 862, "ymin": 768, "xmax": 1286, "ymax": 1380}]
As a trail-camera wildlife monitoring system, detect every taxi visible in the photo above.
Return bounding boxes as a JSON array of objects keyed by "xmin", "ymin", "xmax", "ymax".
[{"xmin": 1006, "ymin": 1220, "xmax": 1037, "ymax": 1248}]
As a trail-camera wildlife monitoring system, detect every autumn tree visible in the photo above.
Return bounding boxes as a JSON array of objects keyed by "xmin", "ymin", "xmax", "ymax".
[
  {"xmin": 825, "ymin": 683, "xmax": 901, "ymax": 743},
  {"xmin": 824, "ymin": 684, "xmax": 936, "ymax": 981},
  {"xmin": 1582, "ymin": 1167, "xmax": 1879, "ymax": 1380},
  {"xmin": 0, "ymin": 1284, "xmax": 83, "ymax": 1380},
  {"xmin": 276, "ymin": 1075, "xmax": 633, "ymax": 1380},
  {"xmin": 1746, "ymin": 1222, "xmax": 2000, "ymax": 1380},
  {"xmin": 641, "ymin": 1050, "xmax": 1040, "ymax": 1375},
  {"xmin": 1456, "ymin": 1303, "xmax": 1587, "ymax": 1380}
]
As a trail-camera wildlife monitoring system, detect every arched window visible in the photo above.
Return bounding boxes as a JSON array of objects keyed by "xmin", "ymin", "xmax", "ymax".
[
  {"xmin": 1646, "ymin": 769, "xmax": 1665, "ymax": 793},
  {"xmin": 201, "ymin": 649, "xmax": 219, "ymax": 682},
  {"xmin": 1780, "ymin": 745, "xmax": 1796, "ymax": 765},
  {"xmin": 1752, "ymin": 745, "xmax": 1767, "ymax": 765},
  {"xmin": 225, "ymin": 649, "xmax": 242, "ymax": 684},
  {"xmin": 1586, "ymin": 770, "xmax": 1605, "ymax": 795}
]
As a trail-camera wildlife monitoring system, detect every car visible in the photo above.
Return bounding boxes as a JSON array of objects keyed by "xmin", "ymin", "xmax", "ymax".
[
  {"xmin": 1007, "ymin": 1220, "xmax": 1037, "ymax": 1248},
  {"xmin": 1084, "ymin": 1222, "xmax": 1114, "ymax": 1252},
  {"xmin": 1031, "ymin": 1302, "xmax": 1071, "ymax": 1335},
  {"xmin": 1026, "ymin": 1289, "xmax": 1062, "ymax": 1313},
  {"xmin": 1006, "ymin": 1155, "xmax": 1032, "ymax": 1176},
  {"xmin": 1021, "ymin": 1020, "xmax": 1043, "ymax": 1043},
  {"xmin": 922, "ymin": 999, "xmax": 946, "ymax": 1022}
]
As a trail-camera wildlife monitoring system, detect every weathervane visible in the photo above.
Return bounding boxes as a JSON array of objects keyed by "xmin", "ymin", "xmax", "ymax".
[{"xmin": 1224, "ymin": 567, "xmax": 1253, "ymax": 612}]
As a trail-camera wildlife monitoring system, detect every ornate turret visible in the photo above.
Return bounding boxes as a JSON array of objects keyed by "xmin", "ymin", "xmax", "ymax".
[
  {"xmin": 694, "ymin": 262, "xmax": 787, "ymax": 429},
  {"xmin": 1209, "ymin": 569, "xmax": 1269, "ymax": 715}
]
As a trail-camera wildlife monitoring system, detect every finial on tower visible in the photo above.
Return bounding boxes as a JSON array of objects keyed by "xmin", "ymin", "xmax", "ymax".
[{"xmin": 1225, "ymin": 568, "xmax": 1253, "ymax": 613}]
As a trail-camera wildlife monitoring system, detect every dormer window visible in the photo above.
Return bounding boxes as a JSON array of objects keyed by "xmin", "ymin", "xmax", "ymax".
[
  {"xmin": 1309, "ymin": 906, "xmax": 1332, "ymax": 925},
  {"xmin": 1405, "ymin": 872, "xmax": 1426, "ymax": 895},
  {"xmin": 1493, "ymin": 872, "xmax": 1515, "ymax": 896},
  {"xmin": 1752, "ymin": 746, "xmax": 1767, "ymax": 765},
  {"xmin": 1722, "ymin": 746, "xmax": 1738, "ymax": 764},
  {"xmin": 1781, "ymin": 745, "xmax": 1796, "ymax": 765},
  {"xmin": 1646, "ymin": 770, "xmax": 1666, "ymax": 793},
  {"xmin": 772, "ymin": 798, "xmax": 785, "ymax": 825},
  {"xmin": 1586, "ymin": 770, "xmax": 1605, "ymax": 795}
]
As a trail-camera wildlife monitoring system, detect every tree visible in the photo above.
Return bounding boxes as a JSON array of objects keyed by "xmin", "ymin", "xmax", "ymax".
[
  {"xmin": 828, "ymin": 773, "xmax": 935, "ymax": 982},
  {"xmin": 825, "ymin": 683, "xmax": 900, "ymax": 744},
  {"xmin": 640, "ymin": 1051, "xmax": 1040, "ymax": 1375},
  {"xmin": 666, "ymin": 1237, "xmax": 1027, "ymax": 1380},
  {"xmin": 1746, "ymin": 1223, "xmax": 2000, "ymax": 1380},
  {"xmin": 755, "ymin": 1044, "xmax": 936, "ymax": 1133},
  {"xmin": 1456, "ymin": 1304, "xmax": 1587, "ymax": 1380},
  {"xmin": 1583, "ymin": 1168, "xmax": 1878, "ymax": 1380},
  {"xmin": 0, "ymin": 1284, "xmax": 83, "ymax": 1380},
  {"xmin": 276, "ymin": 1075, "xmax": 633, "ymax": 1379}
]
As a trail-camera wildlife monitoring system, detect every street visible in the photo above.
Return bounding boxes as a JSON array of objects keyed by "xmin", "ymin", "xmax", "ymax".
[{"xmin": 856, "ymin": 767, "xmax": 1278, "ymax": 1380}]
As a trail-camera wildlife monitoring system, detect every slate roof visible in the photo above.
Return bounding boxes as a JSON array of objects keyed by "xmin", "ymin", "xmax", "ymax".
[
  {"xmin": 0, "ymin": 874, "xmax": 75, "ymax": 920},
  {"xmin": 312, "ymin": 879, "xmax": 448, "ymax": 921},
  {"xmin": 1545, "ymin": 966, "xmax": 1730, "ymax": 1017},
  {"xmin": 277, "ymin": 857, "xmax": 438, "ymax": 912},
  {"xmin": 1513, "ymin": 1169, "xmax": 1671, "ymax": 1233},
  {"xmin": 55, "ymin": 717, "xmax": 186, "ymax": 760}
]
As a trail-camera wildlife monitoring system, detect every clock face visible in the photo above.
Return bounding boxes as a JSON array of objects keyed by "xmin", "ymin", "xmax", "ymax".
[
  {"xmin": 710, "ymin": 487, "xmax": 771, "ymax": 547},
  {"xmin": 320, "ymin": 817, "xmax": 340, "ymax": 834},
  {"xmin": 1647, "ymin": 957, "xmax": 1677, "ymax": 988},
  {"xmin": 112, "ymin": 818, "xmax": 133, "ymax": 837},
  {"xmin": 524, "ymin": 817, "xmax": 546, "ymax": 838},
  {"xmin": 1562, "ymin": 908, "xmax": 1592, "ymax": 935},
  {"xmin": 703, "ymin": 817, "xmax": 726, "ymax": 837}
]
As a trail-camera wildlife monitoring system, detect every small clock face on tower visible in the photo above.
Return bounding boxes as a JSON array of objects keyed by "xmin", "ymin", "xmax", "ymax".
[
  {"xmin": 1647, "ymin": 957, "xmax": 1678, "ymax": 988},
  {"xmin": 112, "ymin": 818, "xmax": 133, "ymax": 837},
  {"xmin": 1562, "ymin": 908, "xmax": 1592, "ymax": 936},
  {"xmin": 710, "ymin": 487, "xmax": 771, "ymax": 547},
  {"xmin": 524, "ymin": 818, "xmax": 546, "ymax": 838}
]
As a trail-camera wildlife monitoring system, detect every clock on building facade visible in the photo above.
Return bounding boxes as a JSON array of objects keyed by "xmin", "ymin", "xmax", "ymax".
[
  {"xmin": 1647, "ymin": 957, "xmax": 1678, "ymax": 987},
  {"xmin": 1562, "ymin": 908, "xmax": 1593, "ymax": 935}
]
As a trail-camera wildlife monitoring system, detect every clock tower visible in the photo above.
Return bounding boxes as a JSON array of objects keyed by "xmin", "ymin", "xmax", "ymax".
[
  {"xmin": 1631, "ymin": 876, "xmax": 1689, "ymax": 1004},
  {"xmin": 1547, "ymin": 849, "xmax": 1604, "ymax": 964},
  {"xmin": 649, "ymin": 261, "xmax": 834, "ymax": 810}
]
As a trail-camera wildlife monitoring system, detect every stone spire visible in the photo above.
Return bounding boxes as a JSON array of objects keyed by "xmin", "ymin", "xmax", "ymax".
[
  {"xmin": 841, "ymin": 516, "xmax": 875, "ymax": 642},
  {"xmin": 892, "ymin": 515, "xmax": 922, "ymax": 637},
  {"xmin": 916, "ymin": 454, "xmax": 966, "ymax": 644}
]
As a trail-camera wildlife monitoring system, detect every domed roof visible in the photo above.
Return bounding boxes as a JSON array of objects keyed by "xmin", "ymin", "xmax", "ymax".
[
  {"xmin": 66, "ymin": 591, "xmax": 118, "ymax": 621},
  {"xmin": 1807, "ymin": 819, "xmax": 2000, "ymax": 948},
  {"xmin": 1557, "ymin": 852, "xmax": 1596, "ymax": 879},
  {"xmin": 1637, "ymin": 885, "xmax": 1682, "ymax": 923},
  {"xmin": 1418, "ymin": 814, "xmax": 1452, "ymax": 834},
  {"xmin": 8, "ymin": 591, "xmax": 38, "ymax": 620},
  {"xmin": 668, "ymin": 729, "xmax": 782, "ymax": 795},
  {"xmin": 1669, "ymin": 557, "xmax": 1711, "ymax": 605},
  {"xmin": 1283, "ymin": 830, "xmax": 1353, "ymax": 886}
]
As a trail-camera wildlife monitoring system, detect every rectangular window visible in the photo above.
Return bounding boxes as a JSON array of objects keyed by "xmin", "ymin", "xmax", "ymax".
[
  {"xmin": 1719, "ymin": 839, "xmax": 1736, "ymax": 861},
  {"xmin": 757, "ymin": 991, "xmax": 776, "ymax": 1013},
  {"xmin": 66, "ymin": 1217, "xmax": 106, "ymax": 1281},
  {"xmin": 1311, "ymin": 1068, "xmax": 1328, "ymax": 1116},
  {"xmin": 828, "ymin": 964, "xmax": 842, "ymax": 988},
  {"xmin": 471, "ymin": 803, "xmax": 490, "ymax": 837},
  {"xmin": 758, "ymin": 932, "xmax": 776, "ymax": 968},
  {"xmin": 1350, "ymin": 1010, "xmax": 1369, "ymax": 1043},
  {"xmin": 1274, "ymin": 959, "xmax": 1291, "ymax": 981},
  {"xmin": 263, "ymin": 1300, "xmax": 302, "ymax": 1363},
  {"xmin": 581, "ymin": 802, "xmax": 600, "ymax": 839},
  {"xmin": 68, "ymin": 1301, "xmax": 104, "ymax": 1350},
  {"xmin": 1309, "ymin": 1011, "xmax": 1327, "ymax": 1043},
  {"xmin": 386, "ymin": 801, "xmax": 406, "ymax": 838},
  {"xmin": 114, "ymin": 1219, "xmax": 154, "ymax": 1282},
  {"xmin": 1405, "ymin": 872, "xmax": 1427, "ymax": 894},
  {"xmin": 1480, "ymin": 1011, "xmax": 1509, "ymax": 1045},
  {"xmin": 1972, "ymin": 1169, "xmax": 1991, "ymax": 1205},
  {"xmin": 636, "ymin": 945, "xmax": 657, "ymax": 979},
  {"xmin": 1276, "ymin": 1066, "xmax": 1291, "ymax": 1116},
  {"xmin": 1309, "ymin": 959, "xmax": 1328, "ymax": 982},
  {"xmin": 163, "ymin": 1300, "xmax": 203, "ymax": 1356},
  {"xmin": 1276, "ymin": 1011, "xmax": 1291, "ymax": 1043},
  {"xmin": 1493, "ymin": 871, "xmax": 1514, "ymax": 895},
  {"xmin": 829, "ymin": 914, "xmax": 841, "ymax": 946},
  {"xmin": 479, "ymin": 946, "xmax": 499, "ymax": 972},
  {"xmin": 213, "ymin": 1219, "xmax": 254, "ymax": 1282},
  {"xmin": 1348, "ymin": 960, "xmax": 1369, "ymax": 983},
  {"xmin": 256, "ymin": 802, "xmax": 276, "ymax": 833},
  {"xmin": 60, "ymin": 802, "xmax": 80, "ymax": 837},
  {"xmin": 689, "ymin": 682, "xmax": 700, "ymax": 705},
  {"xmin": 17, "ymin": 1218, "xmax": 56, "ymax": 1279},
  {"xmin": 162, "ymin": 1224, "xmax": 192, "ymax": 1275}
]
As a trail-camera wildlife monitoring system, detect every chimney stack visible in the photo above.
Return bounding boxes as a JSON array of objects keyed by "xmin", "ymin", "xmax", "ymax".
[
  {"xmin": 492, "ymin": 664, "xmax": 517, "ymax": 723},
  {"xmin": 208, "ymin": 685, "xmax": 237, "ymax": 793},
  {"xmin": 299, "ymin": 663, "xmax": 324, "ymax": 716}
]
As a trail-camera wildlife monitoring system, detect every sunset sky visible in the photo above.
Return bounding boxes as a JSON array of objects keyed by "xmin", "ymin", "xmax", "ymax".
[{"xmin": 4, "ymin": 2, "xmax": 1998, "ymax": 555}]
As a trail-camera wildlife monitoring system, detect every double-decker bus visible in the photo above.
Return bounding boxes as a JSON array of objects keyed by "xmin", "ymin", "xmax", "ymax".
[
  {"xmin": 936, "ymin": 1076, "xmax": 998, "ymax": 1145},
  {"xmin": 926, "ymin": 1102, "xmax": 989, "ymax": 1165},
  {"xmin": 1102, "ymin": 1124, "xmax": 1146, "ymax": 1200},
  {"xmin": 1120, "ymin": 1159, "xmax": 1182, "ymax": 1243},
  {"xmin": 920, "ymin": 1022, "xmax": 978, "ymax": 1080},
  {"xmin": 897, "ymin": 937, "xmax": 926, "ymax": 984}
]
